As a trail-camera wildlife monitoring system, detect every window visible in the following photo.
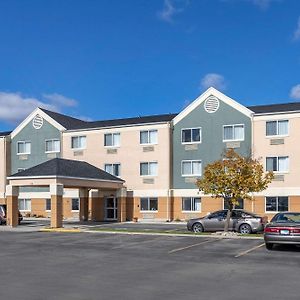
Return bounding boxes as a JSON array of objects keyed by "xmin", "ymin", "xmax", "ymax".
[
  {"xmin": 266, "ymin": 120, "xmax": 288, "ymax": 136},
  {"xmin": 140, "ymin": 162, "xmax": 158, "ymax": 176},
  {"xmin": 17, "ymin": 141, "xmax": 31, "ymax": 155},
  {"xmin": 71, "ymin": 198, "xmax": 79, "ymax": 211},
  {"xmin": 45, "ymin": 139, "xmax": 60, "ymax": 153},
  {"xmin": 182, "ymin": 197, "xmax": 201, "ymax": 211},
  {"xmin": 45, "ymin": 199, "xmax": 51, "ymax": 211},
  {"xmin": 181, "ymin": 160, "xmax": 202, "ymax": 177},
  {"xmin": 181, "ymin": 128, "xmax": 201, "ymax": 144},
  {"xmin": 71, "ymin": 136, "xmax": 86, "ymax": 149},
  {"xmin": 104, "ymin": 133, "xmax": 120, "ymax": 147},
  {"xmin": 209, "ymin": 211, "xmax": 227, "ymax": 219},
  {"xmin": 266, "ymin": 156, "xmax": 289, "ymax": 172},
  {"xmin": 266, "ymin": 197, "xmax": 288, "ymax": 212},
  {"xmin": 140, "ymin": 130, "xmax": 158, "ymax": 144},
  {"xmin": 17, "ymin": 168, "xmax": 25, "ymax": 173},
  {"xmin": 18, "ymin": 199, "xmax": 31, "ymax": 211},
  {"xmin": 223, "ymin": 198, "xmax": 244, "ymax": 210},
  {"xmin": 105, "ymin": 163, "xmax": 121, "ymax": 177},
  {"xmin": 223, "ymin": 124, "xmax": 244, "ymax": 141},
  {"xmin": 140, "ymin": 197, "xmax": 158, "ymax": 211}
]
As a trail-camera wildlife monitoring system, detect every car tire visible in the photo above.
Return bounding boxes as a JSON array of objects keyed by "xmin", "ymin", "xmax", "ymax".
[
  {"xmin": 192, "ymin": 223, "xmax": 204, "ymax": 233},
  {"xmin": 239, "ymin": 223, "xmax": 252, "ymax": 234},
  {"xmin": 265, "ymin": 243, "xmax": 274, "ymax": 250}
]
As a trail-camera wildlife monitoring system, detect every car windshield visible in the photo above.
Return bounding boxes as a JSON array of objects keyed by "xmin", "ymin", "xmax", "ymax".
[{"xmin": 272, "ymin": 213, "xmax": 300, "ymax": 223}]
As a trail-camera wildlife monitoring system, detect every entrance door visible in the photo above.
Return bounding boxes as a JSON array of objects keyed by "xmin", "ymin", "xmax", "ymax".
[{"xmin": 105, "ymin": 197, "xmax": 118, "ymax": 220}]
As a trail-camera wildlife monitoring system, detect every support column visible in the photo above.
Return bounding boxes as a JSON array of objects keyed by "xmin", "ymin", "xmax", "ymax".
[
  {"xmin": 90, "ymin": 190, "xmax": 103, "ymax": 221},
  {"xmin": 5, "ymin": 185, "xmax": 19, "ymax": 227},
  {"xmin": 50, "ymin": 184, "xmax": 63, "ymax": 228},
  {"xmin": 79, "ymin": 188, "xmax": 89, "ymax": 222},
  {"xmin": 117, "ymin": 188, "xmax": 127, "ymax": 222}
]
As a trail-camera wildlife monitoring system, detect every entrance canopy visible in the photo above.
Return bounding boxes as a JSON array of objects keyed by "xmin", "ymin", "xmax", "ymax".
[
  {"xmin": 8, "ymin": 158, "xmax": 124, "ymax": 189},
  {"xmin": 6, "ymin": 158, "xmax": 126, "ymax": 228}
]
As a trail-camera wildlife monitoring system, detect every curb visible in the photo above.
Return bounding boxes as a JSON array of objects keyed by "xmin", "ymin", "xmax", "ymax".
[
  {"xmin": 39, "ymin": 228, "xmax": 82, "ymax": 233},
  {"xmin": 83, "ymin": 230, "xmax": 264, "ymax": 240}
]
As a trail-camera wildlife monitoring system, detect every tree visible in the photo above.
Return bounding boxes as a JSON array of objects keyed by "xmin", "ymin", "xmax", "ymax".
[{"xmin": 197, "ymin": 149, "xmax": 274, "ymax": 232}]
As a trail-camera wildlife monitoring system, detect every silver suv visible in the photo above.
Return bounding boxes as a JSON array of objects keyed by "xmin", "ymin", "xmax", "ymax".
[{"xmin": 187, "ymin": 209, "xmax": 266, "ymax": 234}]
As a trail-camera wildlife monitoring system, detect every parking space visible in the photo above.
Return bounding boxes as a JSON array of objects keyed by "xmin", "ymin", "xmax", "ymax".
[{"xmin": 0, "ymin": 231, "xmax": 299, "ymax": 300}]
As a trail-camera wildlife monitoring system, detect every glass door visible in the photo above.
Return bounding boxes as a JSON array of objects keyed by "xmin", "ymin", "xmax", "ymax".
[{"xmin": 105, "ymin": 197, "xmax": 118, "ymax": 220}]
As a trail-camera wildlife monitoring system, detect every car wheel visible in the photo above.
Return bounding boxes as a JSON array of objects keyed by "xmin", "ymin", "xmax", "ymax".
[
  {"xmin": 239, "ymin": 223, "xmax": 252, "ymax": 234},
  {"xmin": 192, "ymin": 223, "xmax": 204, "ymax": 233},
  {"xmin": 265, "ymin": 243, "xmax": 274, "ymax": 250}
]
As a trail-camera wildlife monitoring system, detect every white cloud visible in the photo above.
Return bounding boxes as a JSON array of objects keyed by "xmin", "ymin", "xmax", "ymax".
[
  {"xmin": 157, "ymin": 0, "xmax": 189, "ymax": 23},
  {"xmin": 293, "ymin": 17, "xmax": 300, "ymax": 41},
  {"xmin": 290, "ymin": 84, "xmax": 300, "ymax": 100},
  {"xmin": 221, "ymin": 0, "xmax": 280, "ymax": 10},
  {"xmin": 200, "ymin": 73, "xmax": 227, "ymax": 91},
  {"xmin": 0, "ymin": 92, "xmax": 79, "ymax": 125},
  {"xmin": 43, "ymin": 93, "xmax": 78, "ymax": 108},
  {"xmin": 250, "ymin": 0, "xmax": 276, "ymax": 10}
]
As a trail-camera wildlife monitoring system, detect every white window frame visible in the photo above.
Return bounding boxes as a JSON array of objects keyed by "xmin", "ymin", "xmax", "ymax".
[
  {"xmin": 140, "ymin": 130, "xmax": 158, "ymax": 145},
  {"xmin": 182, "ymin": 197, "xmax": 202, "ymax": 212},
  {"xmin": 223, "ymin": 124, "xmax": 245, "ymax": 142},
  {"xmin": 45, "ymin": 198, "xmax": 51, "ymax": 212},
  {"xmin": 104, "ymin": 133, "xmax": 120, "ymax": 148},
  {"xmin": 181, "ymin": 160, "xmax": 202, "ymax": 177},
  {"xmin": 17, "ymin": 141, "xmax": 31, "ymax": 155},
  {"xmin": 266, "ymin": 156, "xmax": 289, "ymax": 173},
  {"xmin": 266, "ymin": 120, "xmax": 289, "ymax": 137},
  {"xmin": 71, "ymin": 198, "xmax": 80, "ymax": 212},
  {"xmin": 140, "ymin": 161, "xmax": 158, "ymax": 177},
  {"xmin": 104, "ymin": 163, "xmax": 121, "ymax": 177},
  {"xmin": 265, "ymin": 196, "xmax": 289, "ymax": 213},
  {"xmin": 71, "ymin": 136, "xmax": 86, "ymax": 150},
  {"xmin": 45, "ymin": 139, "xmax": 60, "ymax": 153},
  {"xmin": 18, "ymin": 198, "xmax": 31, "ymax": 212},
  {"xmin": 223, "ymin": 198, "xmax": 244, "ymax": 210},
  {"xmin": 181, "ymin": 127, "xmax": 202, "ymax": 145},
  {"xmin": 140, "ymin": 197, "xmax": 158, "ymax": 212}
]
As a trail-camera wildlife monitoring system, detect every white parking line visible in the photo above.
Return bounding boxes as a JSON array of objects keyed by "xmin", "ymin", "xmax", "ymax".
[
  {"xmin": 168, "ymin": 238, "xmax": 221, "ymax": 254},
  {"xmin": 234, "ymin": 243, "xmax": 265, "ymax": 258}
]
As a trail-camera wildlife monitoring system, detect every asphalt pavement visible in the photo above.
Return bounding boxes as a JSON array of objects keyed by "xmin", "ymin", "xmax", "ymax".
[{"xmin": 0, "ymin": 231, "xmax": 299, "ymax": 300}]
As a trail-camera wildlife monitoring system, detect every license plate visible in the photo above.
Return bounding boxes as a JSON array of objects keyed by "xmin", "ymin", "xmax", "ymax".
[{"xmin": 280, "ymin": 229, "xmax": 290, "ymax": 235}]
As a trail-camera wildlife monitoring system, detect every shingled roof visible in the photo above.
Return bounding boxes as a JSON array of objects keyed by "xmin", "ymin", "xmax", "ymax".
[
  {"xmin": 248, "ymin": 102, "xmax": 300, "ymax": 114},
  {"xmin": 39, "ymin": 108, "xmax": 88, "ymax": 130},
  {"xmin": 40, "ymin": 107, "xmax": 177, "ymax": 130},
  {"xmin": 9, "ymin": 158, "xmax": 124, "ymax": 182},
  {"xmin": 0, "ymin": 131, "xmax": 12, "ymax": 137}
]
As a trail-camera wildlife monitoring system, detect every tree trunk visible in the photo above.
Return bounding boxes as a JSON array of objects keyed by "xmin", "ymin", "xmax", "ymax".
[{"xmin": 224, "ymin": 209, "xmax": 232, "ymax": 232}]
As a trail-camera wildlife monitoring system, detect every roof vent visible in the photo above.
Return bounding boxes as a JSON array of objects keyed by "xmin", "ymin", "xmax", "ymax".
[
  {"xmin": 204, "ymin": 96, "xmax": 220, "ymax": 113},
  {"xmin": 32, "ymin": 114, "xmax": 44, "ymax": 129}
]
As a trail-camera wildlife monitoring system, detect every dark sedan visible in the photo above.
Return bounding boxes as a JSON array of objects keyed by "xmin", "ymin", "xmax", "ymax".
[
  {"xmin": 264, "ymin": 212, "xmax": 300, "ymax": 250},
  {"xmin": 187, "ymin": 209, "xmax": 266, "ymax": 234}
]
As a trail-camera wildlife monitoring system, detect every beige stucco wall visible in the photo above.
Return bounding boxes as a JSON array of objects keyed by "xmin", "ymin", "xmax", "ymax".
[
  {"xmin": 253, "ymin": 113, "xmax": 300, "ymax": 189},
  {"xmin": 61, "ymin": 123, "xmax": 171, "ymax": 191}
]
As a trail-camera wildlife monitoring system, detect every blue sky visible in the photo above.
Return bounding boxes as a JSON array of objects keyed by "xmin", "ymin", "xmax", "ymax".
[{"xmin": 0, "ymin": 0, "xmax": 300, "ymax": 131}]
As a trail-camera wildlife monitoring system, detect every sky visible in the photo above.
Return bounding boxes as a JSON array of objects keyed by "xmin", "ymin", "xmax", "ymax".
[{"xmin": 0, "ymin": 0, "xmax": 300, "ymax": 131}]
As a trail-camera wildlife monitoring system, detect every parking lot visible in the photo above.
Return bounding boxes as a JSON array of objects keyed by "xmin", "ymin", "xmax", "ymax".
[{"xmin": 0, "ymin": 231, "xmax": 299, "ymax": 300}]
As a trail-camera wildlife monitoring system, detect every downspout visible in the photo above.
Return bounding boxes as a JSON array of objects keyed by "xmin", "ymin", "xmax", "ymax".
[{"xmin": 168, "ymin": 120, "xmax": 174, "ymax": 221}]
